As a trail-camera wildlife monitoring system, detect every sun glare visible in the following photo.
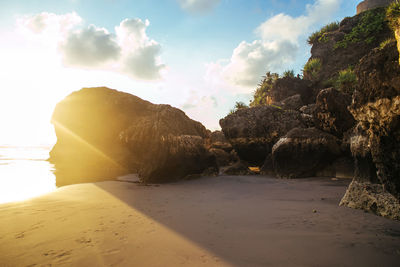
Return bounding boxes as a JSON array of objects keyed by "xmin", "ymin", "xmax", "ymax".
[{"xmin": 0, "ymin": 146, "xmax": 56, "ymax": 203}]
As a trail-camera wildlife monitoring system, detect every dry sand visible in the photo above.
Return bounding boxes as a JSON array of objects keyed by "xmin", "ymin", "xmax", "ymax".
[{"xmin": 0, "ymin": 175, "xmax": 399, "ymax": 267}]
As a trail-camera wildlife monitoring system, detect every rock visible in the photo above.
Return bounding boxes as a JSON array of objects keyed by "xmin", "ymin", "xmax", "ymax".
[
  {"xmin": 340, "ymin": 180, "xmax": 400, "ymax": 220},
  {"xmin": 272, "ymin": 128, "xmax": 341, "ymax": 178},
  {"xmin": 220, "ymin": 161, "xmax": 252, "ymax": 176},
  {"xmin": 352, "ymin": 43, "xmax": 400, "ymax": 109},
  {"xmin": 268, "ymin": 77, "xmax": 313, "ymax": 104},
  {"xmin": 281, "ymin": 94, "xmax": 304, "ymax": 110},
  {"xmin": 207, "ymin": 131, "xmax": 238, "ymax": 168},
  {"xmin": 207, "ymin": 130, "xmax": 233, "ymax": 153},
  {"xmin": 134, "ymin": 135, "xmax": 217, "ymax": 182},
  {"xmin": 299, "ymin": 104, "xmax": 316, "ymax": 128},
  {"xmin": 209, "ymin": 148, "xmax": 237, "ymax": 167},
  {"xmin": 309, "ymin": 7, "xmax": 393, "ymax": 84},
  {"xmin": 333, "ymin": 156, "xmax": 355, "ymax": 179},
  {"xmin": 316, "ymin": 156, "xmax": 354, "ymax": 179},
  {"xmin": 260, "ymin": 153, "xmax": 274, "ymax": 175},
  {"xmin": 209, "ymin": 142, "xmax": 233, "ymax": 153},
  {"xmin": 350, "ymin": 124, "xmax": 380, "ymax": 182},
  {"xmin": 313, "ymin": 87, "xmax": 355, "ymax": 138},
  {"xmin": 350, "ymin": 42, "xmax": 400, "ymax": 196},
  {"xmin": 219, "ymin": 105, "xmax": 304, "ymax": 166},
  {"xmin": 209, "ymin": 130, "xmax": 227, "ymax": 143},
  {"xmin": 50, "ymin": 87, "xmax": 216, "ymax": 185},
  {"xmin": 340, "ymin": 41, "xmax": 400, "ymax": 219},
  {"xmin": 299, "ymin": 104, "xmax": 316, "ymax": 115},
  {"xmin": 300, "ymin": 114, "xmax": 315, "ymax": 128}
]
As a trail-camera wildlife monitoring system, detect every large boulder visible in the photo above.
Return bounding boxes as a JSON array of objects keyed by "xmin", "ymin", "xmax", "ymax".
[
  {"xmin": 308, "ymin": 7, "xmax": 392, "ymax": 84},
  {"xmin": 209, "ymin": 148, "xmax": 234, "ymax": 167},
  {"xmin": 271, "ymin": 128, "xmax": 341, "ymax": 178},
  {"xmin": 206, "ymin": 130, "xmax": 239, "ymax": 168},
  {"xmin": 219, "ymin": 106, "xmax": 304, "ymax": 166},
  {"xmin": 313, "ymin": 87, "xmax": 355, "ymax": 138},
  {"xmin": 268, "ymin": 77, "xmax": 313, "ymax": 105},
  {"xmin": 220, "ymin": 161, "xmax": 253, "ymax": 176},
  {"xmin": 207, "ymin": 130, "xmax": 234, "ymax": 152},
  {"xmin": 50, "ymin": 87, "xmax": 216, "ymax": 185},
  {"xmin": 281, "ymin": 94, "xmax": 304, "ymax": 110},
  {"xmin": 340, "ymin": 41, "xmax": 400, "ymax": 219}
]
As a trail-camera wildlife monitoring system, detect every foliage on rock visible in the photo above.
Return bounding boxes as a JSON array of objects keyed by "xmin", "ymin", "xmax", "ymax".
[
  {"xmin": 249, "ymin": 72, "xmax": 279, "ymax": 107},
  {"xmin": 334, "ymin": 67, "xmax": 357, "ymax": 94},
  {"xmin": 229, "ymin": 101, "xmax": 249, "ymax": 115},
  {"xmin": 387, "ymin": 0, "xmax": 400, "ymax": 28},
  {"xmin": 334, "ymin": 7, "xmax": 387, "ymax": 49},
  {"xmin": 282, "ymin": 69, "xmax": 295, "ymax": 78},
  {"xmin": 303, "ymin": 58, "xmax": 322, "ymax": 80},
  {"xmin": 307, "ymin": 22, "xmax": 339, "ymax": 45}
]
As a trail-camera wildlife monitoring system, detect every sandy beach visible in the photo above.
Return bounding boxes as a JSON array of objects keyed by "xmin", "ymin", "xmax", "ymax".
[{"xmin": 1, "ymin": 175, "xmax": 400, "ymax": 267}]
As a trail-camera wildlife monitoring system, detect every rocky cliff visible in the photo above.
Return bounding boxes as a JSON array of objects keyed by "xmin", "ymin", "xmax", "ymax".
[
  {"xmin": 340, "ymin": 40, "xmax": 400, "ymax": 219},
  {"xmin": 50, "ymin": 87, "xmax": 216, "ymax": 185},
  {"xmin": 220, "ymin": 5, "xmax": 400, "ymax": 219}
]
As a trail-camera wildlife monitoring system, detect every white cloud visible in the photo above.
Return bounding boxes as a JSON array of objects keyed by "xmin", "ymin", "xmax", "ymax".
[
  {"xmin": 178, "ymin": 0, "xmax": 221, "ymax": 14},
  {"xmin": 60, "ymin": 25, "xmax": 120, "ymax": 67},
  {"xmin": 19, "ymin": 13, "xmax": 165, "ymax": 81},
  {"xmin": 222, "ymin": 40, "xmax": 298, "ymax": 87},
  {"xmin": 18, "ymin": 12, "xmax": 82, "ymax": 35},
  {"xmin": 116, "ymin": 18, "xmax": 165, "ymax": 80},
  {"xmin": 256, "ymin": 0, "xmax": 341, "ymax": 43},
  {"xmin": 212, "ymin": 0, "xmax": 341, "ymax": 88}
]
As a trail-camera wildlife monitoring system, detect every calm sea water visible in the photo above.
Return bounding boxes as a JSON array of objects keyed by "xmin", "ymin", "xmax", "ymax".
[{"xmin": 0, "ymin": 146, "xmax": 56, "ymax": 204}]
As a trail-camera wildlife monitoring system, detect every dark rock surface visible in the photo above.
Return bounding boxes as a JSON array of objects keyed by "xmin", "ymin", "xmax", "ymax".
[
  {"xmin": 271, "ymin": 128, "xmax": 341, "ymax": 178},
  {"xmin": 299, "ymin": 104, "xmax": 316, "ymax": 115},
  {"xmin": 281, "ymin": 94, "xmax": 304, "ymax": 110},
  {"xmin": 219, "ymin": 106, "xmax": 304, "ymax": 166},
  {"xmin": 340, "ymin": 41, "xmax": 400, "ymax": 219},
  {"xmin": 316, "ymin": 156, "xmax": 355, "ymax": 179},
  {"xmin": 207, "ymin": 130, "xmax": 234, "ymax": 153},
  {"xmin": 268, "ymin": 77, "xmax": 313, "ymax": 104},
  {"xmin": 313, "ymin": 87, "xmax": 355, "ymax": 138},
  {"xmin": 209, "ymin": 148, "xmax": 237, "ymax": 167},
  {"xmin": 260, "ymin": 154, "xmax": 274, "ymax": 175},
  {"xmin": 50, "ymin": 87, "xmax": 216, "ymax": 185},
  {"xmin": 308, "ymin": 8, "xmax": 392, "ymax": 84},
  {"xmin": 219, "ymin": 161, "xmax": 253, "ymax": 176},
  {"xmin": 352, "ymin": 41, "xmax": 400, "ymax": 109},
  {"xmin": 206, "ymin": 130, "xmax": 239, "ymax": 168},
  {"xmin": 340, "ymin": 180, "xmax": 400, "ymax": 220}
]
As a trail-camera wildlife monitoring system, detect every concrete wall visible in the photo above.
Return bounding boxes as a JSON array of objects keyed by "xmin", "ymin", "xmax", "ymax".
[{"xmin": 357, "ymin": 0, "xmax": 394, "ymax": 14}]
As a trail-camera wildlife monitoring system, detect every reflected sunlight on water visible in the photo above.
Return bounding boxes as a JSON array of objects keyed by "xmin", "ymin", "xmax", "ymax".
[{"xmin": 0, "ymin": 146, "xmax": 56, "ymax": 204}]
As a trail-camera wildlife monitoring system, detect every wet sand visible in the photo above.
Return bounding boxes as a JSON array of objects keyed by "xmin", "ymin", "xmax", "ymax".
[{"xmin": 0, "ymin": 175, "xmax": 399, "ymax": 266}]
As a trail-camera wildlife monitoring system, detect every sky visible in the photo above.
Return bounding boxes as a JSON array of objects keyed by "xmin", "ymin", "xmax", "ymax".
[{"xmin": 0, "ymin": 0, "xmax": 359, "ymax": 145}]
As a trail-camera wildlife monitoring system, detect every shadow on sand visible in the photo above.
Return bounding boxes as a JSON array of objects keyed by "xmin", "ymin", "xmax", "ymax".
[{"xmin": 89, "ymin": 175, "xmax": 400, "ymax": 266}]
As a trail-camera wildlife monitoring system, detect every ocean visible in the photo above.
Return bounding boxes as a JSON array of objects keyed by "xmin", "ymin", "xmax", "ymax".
[{"xmin": 0, "ymin": 146, "xmax": 56, "ymax": 204}]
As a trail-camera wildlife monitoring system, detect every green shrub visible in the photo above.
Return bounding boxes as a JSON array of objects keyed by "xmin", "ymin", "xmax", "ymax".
[
  {"xmin": 307, "ymin": 22, "xmax": 339, "ymax": 45},
  {"xmin": 334, "ymin": 8, "xmax": 386, "ymax": 49},
  {"xmin": 387, "ymin": 0, "xmax": 400, "ymax": 28},
  {"xmin": 303, "ymin": 58, "xmax": 322, "ymax": 80},
  {"xmin": 283, "ymin": 69, "xmax": 295, "ymax": 78},
  {"xmin": 234, "ymin": 101, "xmax": 248, "ymax": 110},
  {"xmin": 335, "ymin": 68, "xmax": 357, "ymax": 94},
  {"xmin": 228, "ymin": 101, "xmax": 249, "ymax": 115},
  {"xmin": 270, "ymin": 104, "xmax": 282, "ymax": 110},
  {"xmin": 321, "ymin": 77, "xmax": 336, "ymax": 88},
  {"xmin": 379, "ymin": 38, "xmax": 396, "ymax": 49},
  {"xmin": 250, "ymin": 72, "xmax": 279, "ymax": 107}
]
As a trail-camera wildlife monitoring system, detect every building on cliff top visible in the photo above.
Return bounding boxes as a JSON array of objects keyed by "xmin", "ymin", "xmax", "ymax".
[{"xmin": 357, "ymin": 0, "xmax": 395, "ymax": 14}]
